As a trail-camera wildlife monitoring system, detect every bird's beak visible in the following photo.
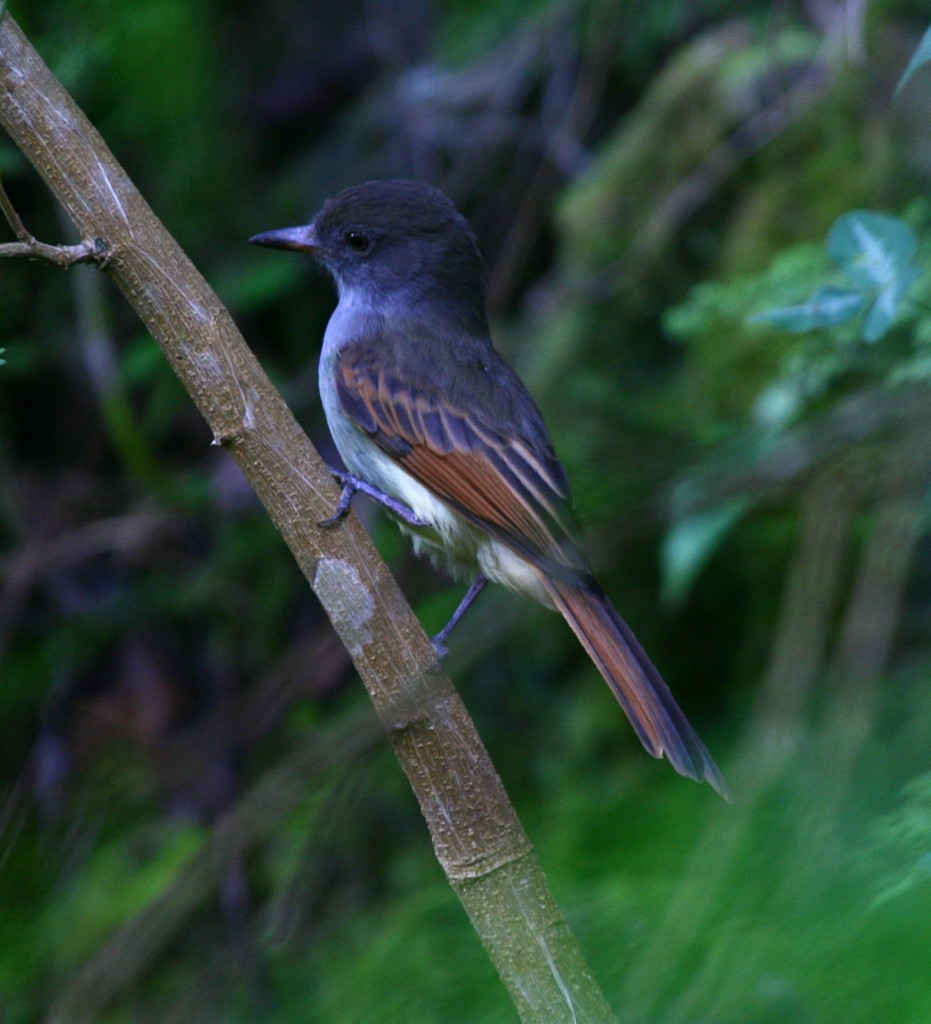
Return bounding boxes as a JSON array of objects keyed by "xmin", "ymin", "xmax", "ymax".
[{"xmin": 249, "ymin": 223, "xmax": 320, "ymax": 253}]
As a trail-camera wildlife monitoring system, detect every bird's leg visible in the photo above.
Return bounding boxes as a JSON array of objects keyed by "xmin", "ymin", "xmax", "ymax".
[
  {"xmin": 318, "ymin": 468, "xmax": 431, "ymax": 528},
  {"xmin": 431, "ymin": 575, "xmax": 489, "ymax": 657}
]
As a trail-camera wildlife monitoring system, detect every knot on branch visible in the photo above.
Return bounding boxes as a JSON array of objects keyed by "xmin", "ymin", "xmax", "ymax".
[{"xmin": 211, "ymin": 425, "xmax": 253, "ymax": 448}]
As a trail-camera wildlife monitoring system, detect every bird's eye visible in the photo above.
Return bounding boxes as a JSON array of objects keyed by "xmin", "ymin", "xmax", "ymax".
[{"xmin": 345, "ymin": 230, "xmax": 372, "ymax": 253}]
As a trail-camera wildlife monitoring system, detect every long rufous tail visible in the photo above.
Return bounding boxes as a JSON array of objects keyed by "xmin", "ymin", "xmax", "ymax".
[{"xmin": 541, "ymin": 576, "xmax": 728, "ymax": 798}]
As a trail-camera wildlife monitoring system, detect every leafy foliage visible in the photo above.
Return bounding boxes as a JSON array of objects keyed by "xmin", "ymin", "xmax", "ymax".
[
  {"xmin": 660, "ymin": 199, "xmax": 931, "ymax": 607},
  {"xmin": 753, "ymin": 211, "xmax": 924, "ymax": 341}
]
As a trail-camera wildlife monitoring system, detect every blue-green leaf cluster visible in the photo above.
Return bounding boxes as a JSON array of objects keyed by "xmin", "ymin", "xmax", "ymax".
[{"xmin": 752, "ymin": 211, "xmax": 923, "ymax": 342}]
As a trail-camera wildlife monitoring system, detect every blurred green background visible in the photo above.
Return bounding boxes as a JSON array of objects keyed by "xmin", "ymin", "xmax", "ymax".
[{"xmin": 2, "ymin": 1, "xmax": 930, "ymax": 1021}]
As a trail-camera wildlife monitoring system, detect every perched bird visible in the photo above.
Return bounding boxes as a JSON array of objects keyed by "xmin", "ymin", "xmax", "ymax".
[{"xmin": 251, "ymin": 180, "xmax": 726, "ymax": 797}]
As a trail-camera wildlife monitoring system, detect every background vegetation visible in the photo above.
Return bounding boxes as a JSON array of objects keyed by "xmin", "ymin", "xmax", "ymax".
[{"xmin": 2, "ymin": 1, "xmax": 930, "ymax": 1021}]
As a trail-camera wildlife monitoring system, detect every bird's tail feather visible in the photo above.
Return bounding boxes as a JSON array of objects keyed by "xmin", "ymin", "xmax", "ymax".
[{"xmin": 541, "ymin": 576, "xmax": 728, "ymax": 799}]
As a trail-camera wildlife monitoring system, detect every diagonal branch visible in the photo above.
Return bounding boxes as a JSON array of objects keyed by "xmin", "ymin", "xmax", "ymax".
[{"xmin": 0, "ymin": 13, "xmax": 616, "ymax": 1024}]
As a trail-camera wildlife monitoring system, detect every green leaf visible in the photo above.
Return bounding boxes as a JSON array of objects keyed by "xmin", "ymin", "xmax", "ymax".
[
  {"xmin": 895, "ymin": 25, "xmax": 931, "ymax": 97},
  {"xmin": 0, "ymin": 348, "xmax": 5, "ymax": 366},
  {"xmin": 826, "ymin": 212, "xmax": 923, "ymax": 340},
  {"xmin": 661, "ymin": 498, "xmax": 749, "ymax": 608},
  {"xmin": 827, "ymin": 211, "xmax": 918, "ymax": 290},
  {"xmin": 749, "ymin": 286, "xmax": 865, "ymax": 333},
  {"xmin": 863, "ymin": 265, "xmax": 922, "ymax": 342}
]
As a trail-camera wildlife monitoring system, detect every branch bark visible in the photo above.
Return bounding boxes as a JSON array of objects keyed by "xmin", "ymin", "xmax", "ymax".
[{"xmin": 0, "ymin": 13, "xmax": 616, "ymax": 1024}]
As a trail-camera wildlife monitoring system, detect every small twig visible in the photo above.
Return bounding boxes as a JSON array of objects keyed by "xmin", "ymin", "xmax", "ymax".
[
  {"xmin": 0, "ymin": 176, "xmax": 109, "ymax": 266},
  {"xmin": 0, "ymin": 174, "xmax": 30, "ymax": 239},
  {"xmin": 0, "ymin": 236, "xmax": 109, "ymax": 266}
]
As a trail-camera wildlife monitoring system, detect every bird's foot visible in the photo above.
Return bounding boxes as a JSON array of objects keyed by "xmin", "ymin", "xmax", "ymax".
[{"xmin": 318, "ymin": 468, "xmax": 430, "ymax": 528}]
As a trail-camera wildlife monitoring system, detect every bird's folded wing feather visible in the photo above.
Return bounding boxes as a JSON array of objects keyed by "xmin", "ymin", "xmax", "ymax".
[{"xmin": 335, "ymin": 339, "xmax": 590, "ymax": 582}]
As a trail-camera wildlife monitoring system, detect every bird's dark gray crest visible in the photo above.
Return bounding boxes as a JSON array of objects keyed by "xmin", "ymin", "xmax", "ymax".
[{"xmin": 314, "ymin": 179, "xmax": 478, "ymax": 246}]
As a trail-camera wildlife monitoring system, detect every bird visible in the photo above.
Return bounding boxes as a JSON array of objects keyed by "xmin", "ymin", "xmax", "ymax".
[{"xmin": 251, "ymin": 179, "xmax": 727, "ymax": 797}]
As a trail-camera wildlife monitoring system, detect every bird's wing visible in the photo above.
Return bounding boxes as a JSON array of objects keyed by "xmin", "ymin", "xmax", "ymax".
[{"xmin": 334, "ymin": 339, "xmax": 590, "ymax": 583}]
